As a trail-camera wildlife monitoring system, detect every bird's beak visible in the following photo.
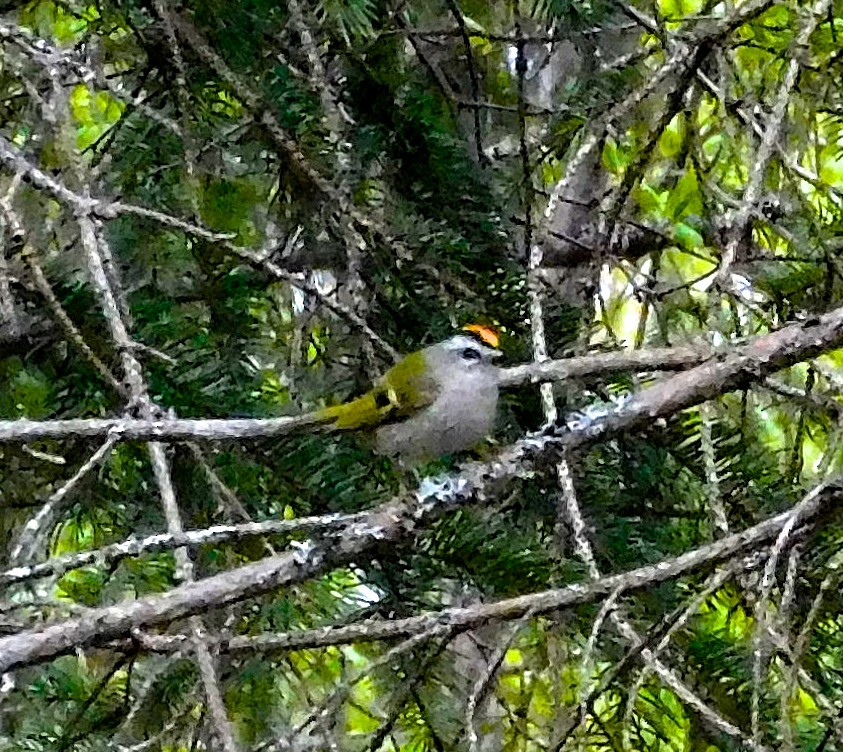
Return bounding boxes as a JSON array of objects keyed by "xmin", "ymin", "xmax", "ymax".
[{"xmin": 486, "ymin": 348, "xmax": 503, "ymax": 359}]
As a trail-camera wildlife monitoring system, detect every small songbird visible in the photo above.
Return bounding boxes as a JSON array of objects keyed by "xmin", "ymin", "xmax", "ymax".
[{"xmin": 314, "ymin": 325, "xmax": 502, "ymax": 462}]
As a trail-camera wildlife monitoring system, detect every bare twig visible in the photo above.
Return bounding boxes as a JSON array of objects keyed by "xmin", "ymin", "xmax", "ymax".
[
  {"xmin": 0, "ymin": 474, "xmax": 831, "ymax": 673},
  {"xmin": 464, "ymin": 603, "xmax": 540, "ymax": 752},
  {"xmin": 231, "ymin": 244, "xmax": 398, "ymax": 362},
  {"xmin": 444, "ymin": 0, "xmax": 487, "ymax": 166},
  {"xmin": 10, "ymin": 434, "xmax": 121, "ymax": 564},
  {"xmin": 0, "ymin": 174, "xmax": 124, "ymax": 395},
  {"xmin": 284, "ymin": 625, "xmax": 455, "ymax": 750},
  {"xmin": 715, "ymin": 0, "xmax": 833, "ymax": 285},
  {"xmin": 559, "ymin": 448, "xmax": 767, "ymax": 748},
  {"xmin": 78, "ymin": 164, "xmax": 238, "ymax": 750},
  {"xmin": 701, "ymin": 403, "xmax": 730, "ymax": 536},
  {"xmin": 621, "ymin": 562, "xmax": 745, "ymax": 748},
  {"xmin": 781, "ymin": 559, "xmax": 843, "ymax": 749},
  {"xmin": 750, "ymin": 473, "xmax": 828, "ymax": 745},
  {"xmin": 0, "ymin": 132, "xmax": 396, "ymax": 363},
  {"xmin": 577, "ymin": 586, "xmax": 624, "ymax": 724},
  {"xmin": 0, "ymin": 218, "xmax": 19, "ymax": 338},
  {"xmin": 0, "ymin": 510, "xmax": 370, "ymax": 588},
  {"xmin": 24, "ymin": 251, "xmax": 126, "ymax": 395},
  {"xmin": 0, "ymin": 20, "xmax": 182, "ymax": 137}
]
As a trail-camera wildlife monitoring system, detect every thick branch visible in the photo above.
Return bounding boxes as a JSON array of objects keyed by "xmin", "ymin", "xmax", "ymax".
[
  {"xmin": 0, "ymin": 298, "xmax": 842, "ymax": 668},
  {"xmin": 0, "ymin": 477, "xmax": 835, "ymax": 674},
  {"xmin": 0, "ymin": 344, "xmax": 711, "ymax": 441},
  {"xmin": 1, "ymin": 283, "xmax": 843, "ymax": 672},
  {"xmin": 0, "ymin": 511, "xmax": 370, "ymax": 588},
  {"xmin": 2, "ymin": 302, "xmax": 842, "ymax": 443}
]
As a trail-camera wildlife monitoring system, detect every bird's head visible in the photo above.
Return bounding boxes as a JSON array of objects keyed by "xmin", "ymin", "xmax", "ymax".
[
  {"xmin": 423, "ymin": 326, "xmax": 502, "ymax": 383},
  {"xmin": 437, "ymin": 334, "xmax": 501, "ymax": 368}
]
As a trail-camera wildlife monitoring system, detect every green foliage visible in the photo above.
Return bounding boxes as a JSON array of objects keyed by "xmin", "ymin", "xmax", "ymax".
[
  {"xmin": 0, "ymin": 357, "xmax": 54, "ymax": 418},
  {"xmin": 318, "ymin": 0, "xmax": 380, "ymax": 45},
  {"xmin": 4, "ymin": 0, "xmax": 843, "ymax": 748},
  {"xmin": 20, "ymin": 0, "xmax": 89, "ymax": 43},
  {"xmin": 69, "ymin": 85, "xmax": 125, "ymax": 151}
]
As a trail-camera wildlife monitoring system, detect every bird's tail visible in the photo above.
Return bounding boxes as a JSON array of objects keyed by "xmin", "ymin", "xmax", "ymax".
[{"xmin": 309, "ymin": 392, "xmax": 385, "ymax": 432}]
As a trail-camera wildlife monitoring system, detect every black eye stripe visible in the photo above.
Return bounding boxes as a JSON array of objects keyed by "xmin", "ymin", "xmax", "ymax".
[{"xmin": 461, "ymin": 347, "xmax": 481, "ymax": 361}]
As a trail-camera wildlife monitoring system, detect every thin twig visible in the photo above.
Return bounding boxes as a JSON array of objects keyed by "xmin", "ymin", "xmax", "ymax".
[
  {"xmin": 444, "ymin": 0, "xmax": 487, "ymax": 166},
  {"xmin": 701, "ymin": 403, "xmax": 730, "ymax": 536},
  {"xmin": 715, "ymin": 0, "xmax": 833, "ymax": 285},
  {"xmin": 0, "ymin": 442, "xmax": 832, "ymax": 680},
  {"xmin": 79, "ymin": 180, "xmax": 239, "ymax": 750},
  {"xmin": 9, "ymin": 434, "xmax": 121, "ymax": 564},
  {"xmin": 465, "ymin": 612, "xmax": 536, "ymax": 752}
]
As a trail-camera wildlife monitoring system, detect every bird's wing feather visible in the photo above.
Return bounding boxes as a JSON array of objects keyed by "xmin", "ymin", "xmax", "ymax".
[{"xmin": 314, "ymin": 351, "xmax": 436, "ymax": 431}]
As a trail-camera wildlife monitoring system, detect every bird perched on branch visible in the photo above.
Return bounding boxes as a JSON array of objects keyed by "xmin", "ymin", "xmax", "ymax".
[{"xmin": 314, "ymin": 325, "xmax": 502, "ymax": 463}]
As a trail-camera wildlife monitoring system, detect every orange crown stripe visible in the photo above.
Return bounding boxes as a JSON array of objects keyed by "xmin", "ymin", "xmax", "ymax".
[{"xmin": 462, "ymin": 324, "xmax": 500, "ymax": 349}]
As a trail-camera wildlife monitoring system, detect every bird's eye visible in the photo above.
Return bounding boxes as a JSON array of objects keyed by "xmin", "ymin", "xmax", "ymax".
[{"xmin": 461, "ymin": 347, "xmax": 481, "ymax": 362}]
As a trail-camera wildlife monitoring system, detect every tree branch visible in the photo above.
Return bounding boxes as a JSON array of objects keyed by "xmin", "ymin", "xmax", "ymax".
[{"xmin": 0, "ymin": 477, "xmax": 834, "ymax": 674}]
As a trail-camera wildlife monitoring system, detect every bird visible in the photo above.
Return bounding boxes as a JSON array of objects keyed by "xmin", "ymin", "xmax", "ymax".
[{"xmin": 313, "ymin": 325, "xmax": 502, "ymax": 463}]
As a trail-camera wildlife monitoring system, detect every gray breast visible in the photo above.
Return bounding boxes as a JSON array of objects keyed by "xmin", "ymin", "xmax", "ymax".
[{"xmin": 375, "ymin": 369, "xmax": 499, "ymax": 462}]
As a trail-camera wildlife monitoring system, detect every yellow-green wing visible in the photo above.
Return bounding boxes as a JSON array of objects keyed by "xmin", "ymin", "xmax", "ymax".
[{"xmin": 315, "ymin": 351, "xmax": 435, "ymax": 431}]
